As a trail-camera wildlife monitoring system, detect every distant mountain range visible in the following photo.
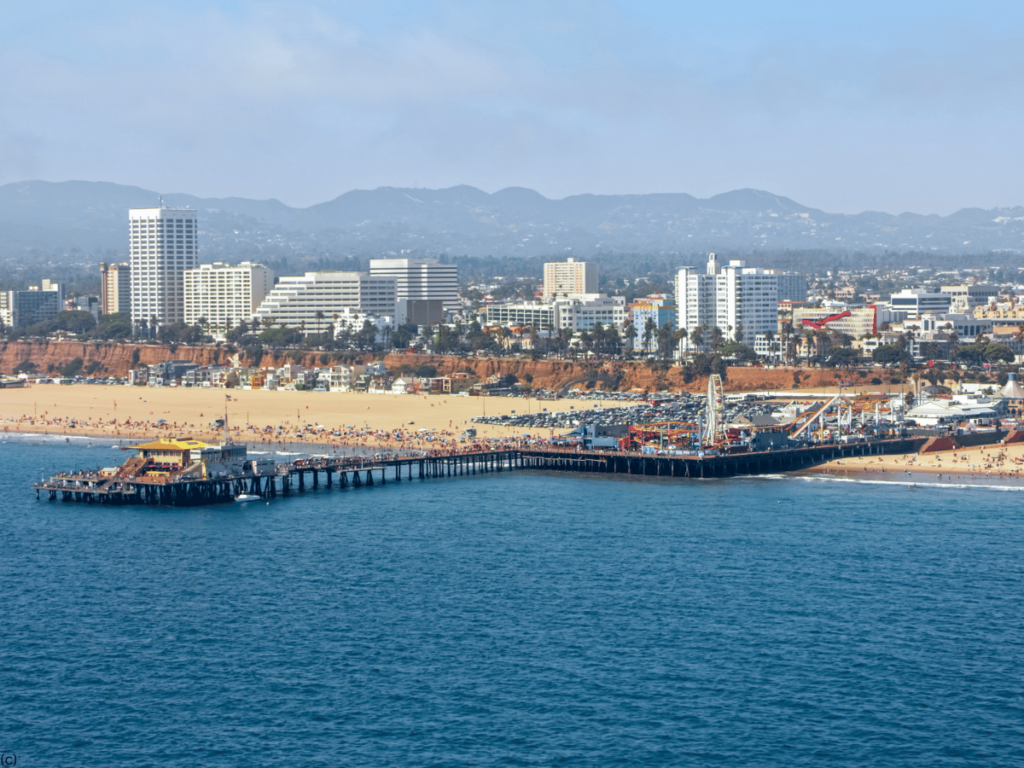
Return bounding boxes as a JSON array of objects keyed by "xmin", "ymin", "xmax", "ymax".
[{"xmin": 1, "ymin": 180, "xmax": 1022, "ymax": 266}]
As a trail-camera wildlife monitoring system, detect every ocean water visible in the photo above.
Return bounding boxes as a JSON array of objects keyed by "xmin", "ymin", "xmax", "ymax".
[{"xmin": 2, "ymin": 439, "xmax": 1023, "ymax": 766}]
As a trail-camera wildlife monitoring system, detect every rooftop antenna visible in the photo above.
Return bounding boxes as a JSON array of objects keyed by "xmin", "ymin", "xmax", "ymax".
[{"xmin": 158, "ymin": 195, "xmax": 165, "ymax": 208}]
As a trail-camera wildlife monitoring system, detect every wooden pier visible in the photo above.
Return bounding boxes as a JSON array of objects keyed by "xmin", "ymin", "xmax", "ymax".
[{"xmin": 34, "ymin": 438, "xmax": 925, "ymax": 507}]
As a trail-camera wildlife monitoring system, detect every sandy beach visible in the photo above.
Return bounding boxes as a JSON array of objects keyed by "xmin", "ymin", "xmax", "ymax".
[
  {"xmin": 816, "ymin": 440, "xmax": 1024, "ymax": 480},
  {"xmin": 0, "ymin": 385, "xmax": 620, "ymax": 451}
]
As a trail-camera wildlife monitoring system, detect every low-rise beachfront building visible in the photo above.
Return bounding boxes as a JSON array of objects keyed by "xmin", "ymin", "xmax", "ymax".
[
  {"xmin": 316, "ymin": 366, "xmax": 355, "ymax": 392},
  {"xmin": 367, "ymin": 375, "xmax": 393, "ymax": 394},
  {"xmin": 905, "ymin": 398, "xmax": 1003, "ymax": 427}
]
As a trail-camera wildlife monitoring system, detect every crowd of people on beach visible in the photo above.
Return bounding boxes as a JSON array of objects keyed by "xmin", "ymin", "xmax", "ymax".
[{"xmin": 3, "ymin": 408, "xmax": 538, "ymax": 455}]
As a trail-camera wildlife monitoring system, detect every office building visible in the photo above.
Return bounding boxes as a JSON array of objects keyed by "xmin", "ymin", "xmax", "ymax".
[
  {"xmin": 484, "ymin": 294, "xmax": 627, "ymax": 333},
  {"xmin": 791, "ymin": 305, "xmax": 889, "ymax": 339},
  {"xmin": 555, "ymin": 294, "xmax": 628, "ymax": 331},
  {"xmin": 543, "ymin": 258, "xmax": 598, "ymax": 298},
  {"xmin": 254, "ymin": 272, "xmax": 398, "ymax": 330},
  {"xmin": 0, "ymin": 281, "xmax": 63, "ymax": 328},
  {"xmin": 369, "ymin": 258, "xmax": 459, "ymax": 319},
  {"xmin": 888, "ymin": 289, "xmax": 951, "ymax": 317},
  {"xmin": 484, "ymin": 302, "xmax": 557, "ymax": 330},
  {"xmin": 184, "ymin": 262, "xmax": 274, "ymax": 337},
  {"xmin": 69, "ymin": 296, "xmax": 101, "ymax": 320},
  {"xmin": 100, "ymin": 262, "xmax": 131, "ymax": 316},
  {"xmin": 129, "ymin": 205, "xmax": 198, "ymax": 329},
  {"xmin": 941, "ymin": 284, "xmax": 998, "ymax": 313},
  {"xmin": 675, "ymin": 253, "xmax": 778, "ymax": 351}
]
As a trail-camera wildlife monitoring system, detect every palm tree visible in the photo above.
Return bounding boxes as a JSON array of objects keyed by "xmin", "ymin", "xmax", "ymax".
[
  {"xmin": 643, "ymin": 318, "xmax": 657, "ymax": 355},
  {"xmin": 622, "ymin": 319, "xmax": 636, "ymax": 359},
  {"xmin": 315, "ymin": 310, "xmax": 325, "ymax": 342},
  {"xmin": 690, "ymin": 325, "xmax": 705, "ymax": 351},
  {"xmin": 657, "ymin": 323, "xmax": 675, "ymax": 362},
  {"xmin": 709, "ymin": 325, "xmax": 724, "ymax": 351}
]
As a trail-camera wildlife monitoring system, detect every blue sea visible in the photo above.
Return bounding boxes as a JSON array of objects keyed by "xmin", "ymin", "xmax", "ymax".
[{"xmin": 2, "ymin": 438, "xmax": 1023, "ymax": 766}]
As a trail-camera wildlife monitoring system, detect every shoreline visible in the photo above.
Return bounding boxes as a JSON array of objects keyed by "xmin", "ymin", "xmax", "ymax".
[{"xmin": 796, "ymin": 466, "xmax": 1024, "ymax": 490}]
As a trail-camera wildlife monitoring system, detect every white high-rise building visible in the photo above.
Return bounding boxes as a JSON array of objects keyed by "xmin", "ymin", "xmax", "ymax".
[
  {"xmin": 184, "ymin": 262, "xmax": 274, "ymax": 337},
  {"xmin": 129, "ymin": 206, "xmax": 198, "ymax": 329},
  {"xmin": 675, "ymin": 253, "xmax": 778, "ymax": 351},
  {"xmin": 254, "ymin": 272, "xmax": 398, "ymax": 330},
  {"xmin": 543, "ymin": 258, "xmax": 598, "ymax": 298},
  {"xmin": 369, "ymin": 258, "xmax": 459, "ymax": 320}
]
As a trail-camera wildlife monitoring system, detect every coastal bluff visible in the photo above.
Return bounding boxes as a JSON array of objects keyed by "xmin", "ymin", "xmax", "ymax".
[{"xmin": 0, "ymin": 339, "xmax": 873, "ymax": 393}]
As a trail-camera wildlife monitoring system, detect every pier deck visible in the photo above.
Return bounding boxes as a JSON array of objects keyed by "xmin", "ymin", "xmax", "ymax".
[{"xmin": 34, "ymin": 438, "xmax": 925, "ymax": 507}]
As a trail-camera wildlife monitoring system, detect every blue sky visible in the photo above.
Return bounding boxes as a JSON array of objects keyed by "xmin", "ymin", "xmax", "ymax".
[{"xmin": 1, "ymin": 1, "xmax": 1022, "ymax": 214}]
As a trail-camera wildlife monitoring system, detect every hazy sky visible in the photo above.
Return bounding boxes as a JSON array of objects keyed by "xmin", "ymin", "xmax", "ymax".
[{"xmin": 2, "ymin": 1, "xmax": 1022, "ymax": 214}]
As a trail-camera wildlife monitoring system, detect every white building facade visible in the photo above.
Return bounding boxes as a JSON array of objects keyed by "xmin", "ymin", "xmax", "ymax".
[
  {"xmin": 254, "ymin": 272, "xmax": 397, "ymax": 330},
  {"xmin": 555, "ymin": 294, "xmax": 627, "ymax": 331},
  {"xmin": 889, "ymin": 290, "xmax": 952, "ymax": 317},
  {"xmin": 184, "ymin": 262, "xmax": 274, "ymax": 336},
  {"xmin": 484, "ymin": 302, "xmax": 557, "ymax": 330},
  {"xmin": 368, "ymin": 258, "xmax": 459, "ymax": 315},
  {"xmin": 129, "ymin": 206, "xmax": 198, "ymax": 328},
  {"xmin": 675, "ymin": 253, "xmax": 778, "ymax": 351}
]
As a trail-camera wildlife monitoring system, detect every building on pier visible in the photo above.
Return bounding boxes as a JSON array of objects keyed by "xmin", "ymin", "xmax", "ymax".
[{"xmin": 127, "ymin": 438, "xmax": 273, "ymax": 479}]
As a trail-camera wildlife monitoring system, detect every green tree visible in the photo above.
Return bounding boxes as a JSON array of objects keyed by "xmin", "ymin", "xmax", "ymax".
[
  {"xmin": 826, "ymin": 347, "xmax": 860, "ymax": 368},
  {"xmin": 983, "ymin": 342, "xmax": 1014, "ymax": 364},
  {"xmin": 872, "ymin": 344, "xmax": 909, "ymax": 365},
  {"xmin": 719, "ymin": 342, "xmax": 758, "ymax": 364}
]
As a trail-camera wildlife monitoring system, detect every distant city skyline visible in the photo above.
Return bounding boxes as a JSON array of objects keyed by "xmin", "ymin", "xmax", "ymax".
[{"xmin": 2, "ymin": 1, "xmax": 1022, "ymax": 216}]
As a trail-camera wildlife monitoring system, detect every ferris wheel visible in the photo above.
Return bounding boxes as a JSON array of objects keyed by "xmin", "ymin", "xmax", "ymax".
[{"xmin": 703, "ymin": 373, "xmax": 726, "ymax": 445}]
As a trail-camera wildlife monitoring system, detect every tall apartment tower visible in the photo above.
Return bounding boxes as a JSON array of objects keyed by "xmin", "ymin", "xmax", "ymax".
[
  {"xmin": 675, "ymin": 253, "xmax": 778, "ymax": 350},
  {"xmin": 543, "ymin": 258, "xmax": 598, "ymax": 298},
  {"xmin": 100, "ymin": 262, "xmax": 131, "ymax": 315},
  {"xmin": 129, "ymin": 205, "xmax": 198, "ymax": 329},
  {"xmin": 369, "ymin": 258, "xmax": 459, "ymax": 323}
]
